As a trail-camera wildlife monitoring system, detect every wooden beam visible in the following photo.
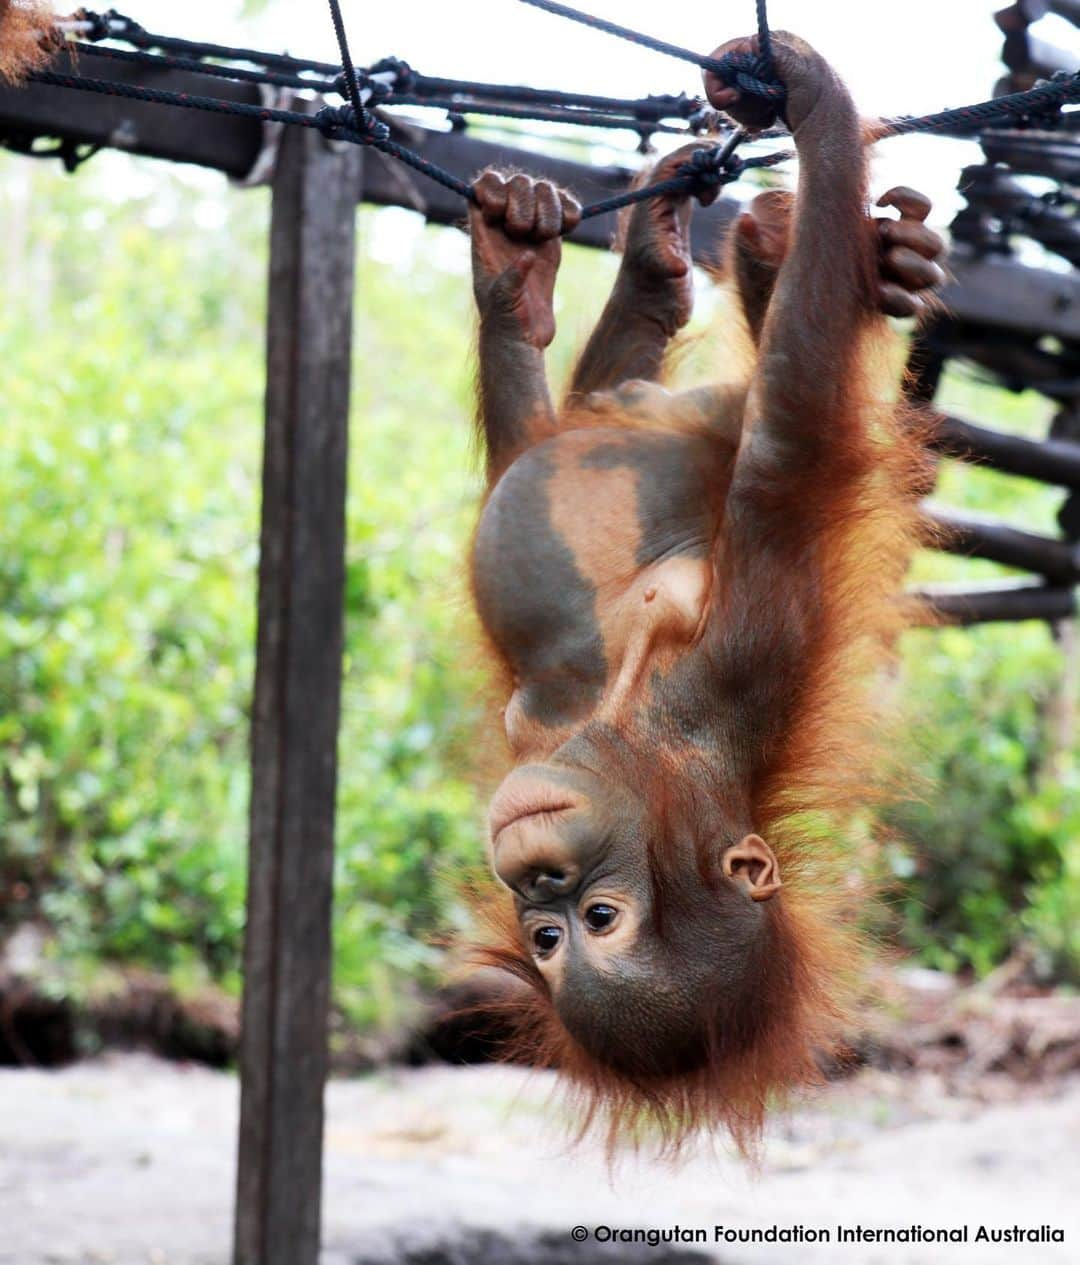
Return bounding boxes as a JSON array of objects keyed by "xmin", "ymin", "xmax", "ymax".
[
  {"xmin": 916, "ymin": 580, "xmax": 1077, "ymax": 624},
  {"xmin": 934, "ymin": 331, "xmax": 1080, "ymax": 399},
  {"xmin": 931, "ymin": 413, "xmax": 1080, "ymax": 489},
  {"xmin": 924, "ymin": 502, "xmax": 1080, "ymax": 583},
  {"xmin": 233, "ymin": 117, "xmax": 361, "ymax": 1265},
  {"xmin": 0, "ymin": 48, "xmax": 262, "ymax": 175},
  {"xmin": 941, "ymin": 250, "xmax": 1080, "ymax": 342},
  {"xmin": 958, "ymin": 163, "xmax": 1080, "ymax": 268},
  {"xmin": 978, "ymin": 131, "xmax": 1080, "ymax": 185}
]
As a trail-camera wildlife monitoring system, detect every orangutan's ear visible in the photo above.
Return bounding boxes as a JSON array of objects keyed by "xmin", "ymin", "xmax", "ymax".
[{"xmin": 722, "ymin": 834, "xmax": 782, "ymax": 902}]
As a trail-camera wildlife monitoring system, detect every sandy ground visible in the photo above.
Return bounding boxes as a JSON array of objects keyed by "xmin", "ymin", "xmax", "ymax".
[{"xmin": 0, "ymin": 1055, "xmax": 1078, "ymax": 1265}]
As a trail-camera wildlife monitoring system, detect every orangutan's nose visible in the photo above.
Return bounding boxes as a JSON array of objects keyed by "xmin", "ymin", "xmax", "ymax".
[
  {"xmin": 519, "ymin": 865, "xmax": 578, "ymax": 902},
  {"xmin": 493, "ymin": 828, "xmax": 580, "ymax": 900}
]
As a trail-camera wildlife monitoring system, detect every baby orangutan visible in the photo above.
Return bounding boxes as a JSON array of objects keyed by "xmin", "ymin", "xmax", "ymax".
[{"xmin": 466, "ymin": 32, "xmax": 945, "ymax": 1152}]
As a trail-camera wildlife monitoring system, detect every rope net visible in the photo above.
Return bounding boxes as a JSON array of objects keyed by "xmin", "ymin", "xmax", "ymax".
[{"xmin": 18, "ymin": 2, "xmax": 1080, "ymax": 225}]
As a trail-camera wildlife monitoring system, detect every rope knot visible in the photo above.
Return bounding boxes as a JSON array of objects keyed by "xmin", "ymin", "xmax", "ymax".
[
  {"xmin": 78, "ymin": 10, "xmax": 110, "ymax": 41},
  {"xmin": 711, "ymin": 50, "xmax": 785, "ymax": 105},
  {"xmin": 680, "ymin": 143, "xmax": 743, "ymax": 189},
  {"xmin": 78, "ymin": 9, "xmax": 119, "ymax": 42},
  {"xmin": 99, "ymin": 9, "xmax": 145, "ymax": 40},
  {"xmin": 332, "ymin": 70, "xmax": 393, "ymax": 106},
  {"xmin": 369, "ymin": 56, "xmax": 416, "ymax": 94},
  {"xmin": 315, "ymin": 103, "xmax": 389, "ymax": 142},
  {"xmin": 687, "ymin": 105, "xmax": 723, "ymax": 134}
]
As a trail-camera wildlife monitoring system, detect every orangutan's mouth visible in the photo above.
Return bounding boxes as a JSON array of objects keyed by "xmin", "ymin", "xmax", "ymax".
[{"xmin": 487, "ymin": 776, "xmax": 580, "ymax": 843}]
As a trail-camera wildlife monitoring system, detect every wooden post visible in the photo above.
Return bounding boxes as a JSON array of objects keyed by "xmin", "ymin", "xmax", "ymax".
[{"xmin": 234, "ymin": 119, "xmax": 362, "ymax": 1265}]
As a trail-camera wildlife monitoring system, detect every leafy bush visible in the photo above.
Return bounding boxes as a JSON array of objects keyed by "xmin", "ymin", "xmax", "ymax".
[
  {"xmin": 1, "ymin": 159, "xmax": 263, "ymax": 987},
  {"xmin": 885, "ymin": 625, "xmax": 1080, "ymax": 979},
  {"xmin": 0, "ymin": 158, "xmax": 495, "ymax": 1017}
]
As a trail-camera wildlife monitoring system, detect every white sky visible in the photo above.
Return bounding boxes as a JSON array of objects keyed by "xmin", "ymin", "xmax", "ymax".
[{"xmin": 147, "ymin": 0, "xmax": 1079, "ymax": 226}]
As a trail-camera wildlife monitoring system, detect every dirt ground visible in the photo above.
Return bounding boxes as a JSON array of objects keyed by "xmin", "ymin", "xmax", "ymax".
[{"xmin": 0, "ymin": 1055, "xmax": 1078, "ymax": 1265}]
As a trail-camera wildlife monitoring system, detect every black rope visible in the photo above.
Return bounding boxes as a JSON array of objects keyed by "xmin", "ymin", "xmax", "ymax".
[
  {"xmin": 883, "ymin": 71, "xmax": 1080, "ymax": 137},
  {"xmin": 26, "ymin": 67, "xmax": 478, "ymax": 201},
  {"xmin": 71, "ymin": 40, "xmax": 337, "ymax": 93},
  {"xmin": 407, "ymin": 77, "xmax": 706, "ymax": 121},
  {"xmin": 29, "ymin": 67, "xmax": 328, "ymax": 128},
  {"xmin": 78, "ymin": 12, "xmax": 716, "ymax": 133},
  {"xmin": 27, "ymin": 54, "xmax": 1080, "ymax": 218},
  {"xmin": 581, "ymin": 142, "xmax": 791, "ymax": 219},
  {"xmin": 516, "ymin": 0, "xmax": 786, "ymax": 111},
  {"xmin": 27, "ymin": 5, "xmax": 1080, "ymax": 224},
  {"xmin": 755, "ymin": 0, "xmax": 774, "ymax": 80},
  {"xmin": 24, "ymin": 63, "xmax": 782, "ymax": 217},
  {"xmin": 388, "ymin": 95, "xmax": 703, "ymax": 135},
  {"xmin": 70, "ymin": 43, "xmax": 711, "ymax": 137},
  {"xmin": 80, "ymin": 9, "xmax": 341, "ymax": 76},
  {"xmin": 516, "ymin": 0, "xmax": 730, "ymax": 77},
  {"xmin": 73, "ymin": 4, "xmax": 1079, "ymax": 143},
  {"xmin": 370, "ymin": 134, "xmax": 479, "ymax": 201},
  {"xmin": 326, "ymin": 0, "xmax": 388, "ymax": 141}
]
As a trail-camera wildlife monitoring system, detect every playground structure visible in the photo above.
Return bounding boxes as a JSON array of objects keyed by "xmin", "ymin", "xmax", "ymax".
[{"xmin": 0, "ymin": 2, "xmax": 1077, "ymax": 1261}]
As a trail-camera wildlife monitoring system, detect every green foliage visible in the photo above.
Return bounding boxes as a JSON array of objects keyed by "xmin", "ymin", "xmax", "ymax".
[
  {"xmin": 885, "ymin": 625, "xmax": 1080, "ymax": 979},
  {"xmin": 0, "ymin": 159, "xmax": 263, "ymax": 987},
  {"xmin": 0, "ymin": 156, "xmax": 491, "ymax": 1017},
  {"xmin": 1, "ymin": 146, "xmax": 1077, "ymax": 1047}
]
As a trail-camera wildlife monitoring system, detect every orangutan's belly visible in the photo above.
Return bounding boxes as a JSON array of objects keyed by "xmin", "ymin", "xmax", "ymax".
[{"xmin": 471, "ymin": 426, "xmax": 714, "ymax": 729}]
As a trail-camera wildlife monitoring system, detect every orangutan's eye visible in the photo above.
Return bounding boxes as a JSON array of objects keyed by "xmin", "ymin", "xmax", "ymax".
[
  {"xmin": 533, "ymin": 925, "xmax": 562, "ymax": 956},
  {"xmin": 584, "ymin": 903, "xmax": 617, "ymax": 932}
]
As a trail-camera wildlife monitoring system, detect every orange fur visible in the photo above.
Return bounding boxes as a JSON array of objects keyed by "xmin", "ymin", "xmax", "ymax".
[{"xmin": 0, "ymin": 0, "xmax": 58, "ymax": 83}]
